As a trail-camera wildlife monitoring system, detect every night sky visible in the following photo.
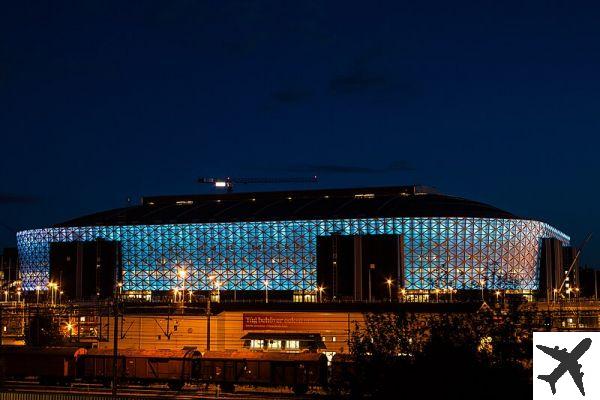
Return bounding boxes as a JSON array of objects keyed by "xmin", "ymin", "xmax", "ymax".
[{"xmin": 1, "ymin": 1, "xmax": 599, "ymax": 265}]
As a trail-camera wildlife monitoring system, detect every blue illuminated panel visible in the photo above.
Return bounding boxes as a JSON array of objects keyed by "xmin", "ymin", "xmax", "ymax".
[{"xmin": 16, "ymin": 218, "xmax": 569, "ymax": 292}]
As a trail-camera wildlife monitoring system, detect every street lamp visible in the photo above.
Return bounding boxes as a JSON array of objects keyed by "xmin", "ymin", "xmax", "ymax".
[
  {"xmin": 566, "ymin": 287, "xmax": 572, "ymax": 301},
  {"xmin": 318, "ymin": 286, "xmax": 325, "ymax": 303},
  {"xmin": 215, "ymin": 280, "xmax": 221, "ymax": 303},
  {"xmin": 3, "ymin": 290, "xmax": 7, "ymax": 302},
  {"xmin": 66, "ymin": 322, "xmax": 73, "ymax": 338},
  {"xmin": 36, "ymin": 286, "xmax": 41, "ymax": 304},
  {"xmin": 264, "ymin": 280, "xmax": 269, "ymax": 304},
  {"xmin": 16, "ymin": 289, "xmax": 21, "ymax": 303},
  {"xmin": 386, "ymin": 278, "xmax": 393, "ymax": 302},
  {"xmin": 368, "ymin": 264, "xmax": 376, "ymax": 302},
  {"xmin": 480, "ymin": 279, "xmax": 486, "ymax": 303},
  {"xmin": 553, "ymin": 288, "xmax": 558, "ymax": 303},
  {"xmin": 400, "ymin": 288, "xmax": 406, "ymax": 302},
  {"xmin": 47, "ymin": 282, "xmax": 57, "ymax": 305},
  {"xmin": 495, "ymin": 290, "xmax": 501, "ymax": 303},
  {"xmin": 178, "ymin": 269, "xmax": 187, "ymax": 303},
  {"xmin": 173, "ymin": 288, "xmax": 179, "ymax": 303},
  {"xmin": 434, "ymin": 288, "xmax": 440, "ymax": 302}
]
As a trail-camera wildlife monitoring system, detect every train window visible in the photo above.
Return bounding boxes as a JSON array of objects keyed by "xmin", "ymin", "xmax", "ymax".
[
  {"xmin": 250, "ymin": 339, "xmax": 263, "ymax": 349},
  {"xmin": 267, "ymin": 340, "xmax": 281, "ymax": 350},
  {"xmin": 286, "ymin": 340, "xmax": 299, "ymax": 349}
]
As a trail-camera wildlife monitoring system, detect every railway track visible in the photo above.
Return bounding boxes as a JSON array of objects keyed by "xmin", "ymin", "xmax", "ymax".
[{"xmin": 0, "ymin": 380, "xmax": 328, "ymax": 399}]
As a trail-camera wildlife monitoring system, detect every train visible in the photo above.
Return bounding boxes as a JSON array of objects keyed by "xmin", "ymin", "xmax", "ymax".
[{"xmin": 0, "ymin": 346, "xmax": 329, "ymax": 394}]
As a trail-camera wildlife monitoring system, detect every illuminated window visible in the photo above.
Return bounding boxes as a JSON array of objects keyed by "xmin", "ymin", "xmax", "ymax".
[
  {"xmin": 267, "ymin": 340, "xmax": 281, "ymax": 349},
  {"xmin": 250, "ymin": 339, "xmax": 263, "ymax": 349},
  {"xmin": 286, "ymin": 340, "xmax": 299, "ymax": 349}
]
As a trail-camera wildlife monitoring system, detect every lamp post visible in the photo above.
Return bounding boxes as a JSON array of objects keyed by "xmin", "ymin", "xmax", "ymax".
[
  {"xmin": 318, "ymin": 286, "xmax": 325, "ymax": 303},
  {"xmin": 400, "ymin": 288, "xmax": 406, "ymax": 302},
  {"xmin": 178, "ymin": 269, "xmax": 187, "ymax": 303},
  {"xmin": 264, "ymin": 280, "xmax": 269, "ymax": 304},
  {"xmin": 448, "ymin": 287, "xmax": 454, "ymax": 302},
  {"xmin": 368, "ymin": 264, "xmax": 375, "ymax": 302},
  {"xmin": 480, "ymin": 279, "xmax": 486, "ymax": 303},
  {"xmin": 3, "ymin": 290, "xmax": 7, "ymax": 302},
  {"xmin": 434, "ymin": 288, "xmax": 440, "ymax": 303},
  {"xmin": 48, "ymin": 282, "xmax": 56, "ymax": 305},
  {"xmin": 59, "ymin": 291, "xmax": 63, "ymax": 305},
  {"xmin": 495, "ymin": 290, "xmax": 501, "ymax": 303},
  {"xmin": 215, "ymin": 280, "xmax": 221, "ymax": 303},
  {"xmin": 386, "ymin": 278, "xmax": 393, "ymax": 302},
  {"xmin": 36, "ymin": 286, "xmax": 40, "ymax": 304},
  {"xmin": 173, "ymin": 288, "xmax": 179, "ymax": 303},
  {"xmin": 16, "ymin": 290, "xmax": 21, "ymax": 303}
]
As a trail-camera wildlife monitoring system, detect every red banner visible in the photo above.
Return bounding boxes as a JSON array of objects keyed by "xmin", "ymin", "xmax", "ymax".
[{"xmin": 242, "ymin": 313, "xmax": 312, "ymax": 331}]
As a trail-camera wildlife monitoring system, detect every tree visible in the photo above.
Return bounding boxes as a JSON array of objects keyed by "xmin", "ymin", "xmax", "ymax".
[
  {"xmin": 344, "ymin": 309, "xmax": 533, "ymax": 399},
  {"xmin": 347, "ymin": 312, "xmax": 425, "ymax": 397},
  {"xmin": 25, "ymin": 313, "xmax": 62, "ymax": 346}
]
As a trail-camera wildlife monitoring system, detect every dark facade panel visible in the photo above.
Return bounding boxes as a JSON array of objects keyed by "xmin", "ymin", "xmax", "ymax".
[
  {"xmin": 316, "ymin": 234, "xmax": 402, "ymax": 301},
  {"xmin": 0, "ymin": 247, "xmax": 19, "ymax": 282},
  {"xmin": 539, "ymin": 238, "xmax": 565, "ymax": 300},
  {"xmin": 49, "ymin": 239, "xmax": 121, "ymax": 300},
  {"xmin": 316, "ymin": 236, "xmax": 355, "ymax": 300},
  {"xmin": 562, "ymin": 246, "xmax": 580, "ymax": 288}
]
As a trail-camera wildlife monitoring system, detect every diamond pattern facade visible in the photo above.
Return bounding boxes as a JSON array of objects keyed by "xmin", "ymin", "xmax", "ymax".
[{"xmin": 16, "ymin": 218, "xmax": 569, "ymax": 292}]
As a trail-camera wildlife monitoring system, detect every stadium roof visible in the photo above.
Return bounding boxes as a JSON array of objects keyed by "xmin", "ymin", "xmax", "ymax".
[{"xmin": 56, "ymin": 185, "xmax": 519, "ymax": 227}]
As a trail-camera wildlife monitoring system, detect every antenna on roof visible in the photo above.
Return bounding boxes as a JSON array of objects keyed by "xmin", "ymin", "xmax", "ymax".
[{"xmin": 197, "ymin": 176, "xmax": 318, "ymax": 193}]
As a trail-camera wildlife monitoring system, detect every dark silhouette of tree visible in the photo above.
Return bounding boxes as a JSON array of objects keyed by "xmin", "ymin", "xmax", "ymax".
[
  {"xmin": 342, "ymin": 308, "xmax": 533, "ymax": 399},
  {"xmin": 25, "ymin": 313, "xmax": 62, "ymax": 346}
]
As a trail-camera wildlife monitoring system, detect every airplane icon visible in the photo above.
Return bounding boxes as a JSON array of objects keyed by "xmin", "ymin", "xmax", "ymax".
[{"xmin": 537, "ymin": 338, "xmax": 592, "ymax": 396}]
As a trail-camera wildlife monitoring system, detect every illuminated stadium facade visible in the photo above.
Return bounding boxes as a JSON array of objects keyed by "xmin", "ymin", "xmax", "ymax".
[{"xmin": 16, "ymin": 186, "xmax": 569, "ymax": 295}]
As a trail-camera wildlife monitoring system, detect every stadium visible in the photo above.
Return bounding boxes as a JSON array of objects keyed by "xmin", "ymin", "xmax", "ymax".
[{"xmin": 16, "ymin": 185, "xmax": 569, "ymax": 300}]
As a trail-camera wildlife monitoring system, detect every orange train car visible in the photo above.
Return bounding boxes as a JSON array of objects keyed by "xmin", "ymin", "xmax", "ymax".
[
  {"xmin": 80, "ymin": 347, "xmax": 199, "ymax": 390},
  {"xmin": 199, "ymin": 351, "xmax": 328, "ymax": 394},
  {"xmin": 0, "ymin": 346, "xmax": 86, "ymax": 385}
]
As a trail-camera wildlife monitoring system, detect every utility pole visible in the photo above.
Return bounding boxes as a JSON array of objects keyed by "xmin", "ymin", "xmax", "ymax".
[
  {"xmin": 368, "ymin": 264, "xmax": 375, "ymax": 302},
  {"xmin": 112, "ymin": 298, "xmax": 118, "ymax": 398},
  {"xmin": 111, "ymin": 246, "xmax": 120, "ymax": 399},
  {"xmin": 206, "ymin": 297, "xmax": 211, "ymax": 351},
  {"xmin": 595, "ymin": 270, "xmax": 598, "ymax": 301},
  {"xmin": 0, "ymin": 303, "xmax": 3, "ymax": 346}
]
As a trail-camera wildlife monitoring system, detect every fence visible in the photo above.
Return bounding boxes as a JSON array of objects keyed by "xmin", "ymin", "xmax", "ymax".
[{"xmin": 0, "ymin": 393, "xmax": 140, "ymax": 400}]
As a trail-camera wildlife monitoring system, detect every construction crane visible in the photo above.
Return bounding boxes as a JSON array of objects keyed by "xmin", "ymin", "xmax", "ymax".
[{"xmin": 198, "ymin": 176, "xmax": 318, "ymax": 192}]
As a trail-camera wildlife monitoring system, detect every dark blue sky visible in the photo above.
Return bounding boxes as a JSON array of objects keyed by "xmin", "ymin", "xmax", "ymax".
[{"xmin": 1, "ymin": 1, "xmax": 598, "ymax": 265}]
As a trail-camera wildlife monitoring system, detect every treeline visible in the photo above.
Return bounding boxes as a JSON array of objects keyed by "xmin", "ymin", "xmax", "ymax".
[{"xmin": 335, "ymin": 306, "xmax": 534, "ymax": 399}]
